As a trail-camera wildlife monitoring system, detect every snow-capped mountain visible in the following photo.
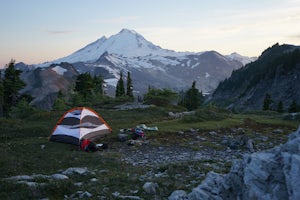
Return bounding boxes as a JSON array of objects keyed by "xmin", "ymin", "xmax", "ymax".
[
  {"xmin": 226, "ymin": 52, "xmax": 257, "ymax": 66},
  {"xmin": 17, "ymin": 28, "xmax": 254, "ymax": 109},
  {"xmin": 52, "ymin": 29, "xmax": 185, "ymax": 64},
  {"xmin": 44, "ymin": 29, "xmax": 251, "ymax": 92}
]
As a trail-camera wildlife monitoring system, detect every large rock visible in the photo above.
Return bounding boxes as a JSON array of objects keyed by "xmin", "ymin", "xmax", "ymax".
[
  {"xmin": 168, "ymin": 190, "xmax": 188, "ymax": 200},
  {"xmin": 171, "ymin": 127, "xmax": 300, "ymax": 200},
  {"xmin": 143, "ymin": 182, "xmax": 158, "ymax": 195}
]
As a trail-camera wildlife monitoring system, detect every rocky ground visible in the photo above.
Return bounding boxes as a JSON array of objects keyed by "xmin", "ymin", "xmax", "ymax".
[
  {"xmin": 169, "ymin": 127, "xmax": 300, "ymax": 200},
  {"xmin": 109, "ymin": 125, "xmax": 289, "ymax": 168}
]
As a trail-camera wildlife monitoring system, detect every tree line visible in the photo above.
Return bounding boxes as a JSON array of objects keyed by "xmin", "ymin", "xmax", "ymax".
[
  {"xmin": 0, "ymin": 60, "xmax": 206, "ymax": 117},
  {"xmin": 263, "ymin": 93, "xmax": 299, "ymax": 113},
  {"xmin": 2, "ymin": 60, "xmax": 298, "ymax": 119}
]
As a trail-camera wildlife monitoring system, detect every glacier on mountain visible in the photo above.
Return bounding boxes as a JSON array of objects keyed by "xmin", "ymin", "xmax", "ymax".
[{"xmin": 51, "ymin": 29, "xmax": 188, "ymax": 65}]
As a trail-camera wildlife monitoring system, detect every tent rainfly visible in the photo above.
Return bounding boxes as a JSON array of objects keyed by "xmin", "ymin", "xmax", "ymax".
[{"xmin": 49, "ymin": 107, "xmax": 112, "ymax": 145}]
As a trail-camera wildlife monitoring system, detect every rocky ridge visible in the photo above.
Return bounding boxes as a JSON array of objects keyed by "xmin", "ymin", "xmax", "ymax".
[{"xmin": 169, "ymin": 126, "xmax": 300, "ymax": 200}]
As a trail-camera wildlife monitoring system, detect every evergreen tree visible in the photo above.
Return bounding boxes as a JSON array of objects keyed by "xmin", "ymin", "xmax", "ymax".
[
  {"xmin": 93, "ymin": 75, "xmax": 104, "ymax": 96},
  {"xmin": 115, "ymin": 71, "xmax": 125, "ymax": 97},
  {"xmin": 263, "ymin": 93, "xmax": 272, "ymax": 110},
  {"xmin": 3, "ymin": 60, "xmax": 26, "ymax": 115},
  {"xmin": 288, "ymin": 100, "xmax": 298, "ymax": 113},
  {"xmin": 277, "ymin": 100, "xmax": 284, "ymax": 113},
  {"xmin": 181, "ymin": 81, "xmax": 201, "ymax": 111},
  {"xmin": 52, "ymin": 90, "xmax": 68, "ymax": 111},
  {"xmin": 9, "ymin": 98, "xmax": 35, "ymax": 119},
  {"xmin": 0, "ymin": 71, "xmax": 3, "ymax": 117},
  {"xmin": 126, "ymin": 71, "xmax": 133, "ymax": 98},
  {"xmin": 75, "ymin": 73, "xmax": 94, "ymax": 98}
]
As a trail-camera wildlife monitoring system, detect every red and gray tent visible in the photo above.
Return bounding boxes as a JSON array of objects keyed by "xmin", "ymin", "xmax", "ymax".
[{"xmin": 49, "ymin": 107, "xmax": 112, "ymax": 145}]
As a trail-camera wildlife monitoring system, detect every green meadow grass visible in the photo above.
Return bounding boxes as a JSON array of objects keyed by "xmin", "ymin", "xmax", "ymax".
[{"xmin": 0, "ymin": 106, "xmax": 299, "ymax": 199}]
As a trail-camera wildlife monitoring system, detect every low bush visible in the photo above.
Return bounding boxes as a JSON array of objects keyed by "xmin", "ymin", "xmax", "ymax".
[{"xmin": 182, "ymin": 106, "xmax": 230, "ymax": 123}]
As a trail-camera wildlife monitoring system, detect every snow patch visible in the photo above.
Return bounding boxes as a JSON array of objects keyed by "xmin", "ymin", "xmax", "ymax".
[
  {"xmin": 105, "ymin": 78, "xmax": 118, "ymax": 87},
  {"xmin": 191, "ymin": 62, "xmax": 199, "ymax": 69},
  {"xmin": 51, "ymin": 65, "xmax": 67, "ymax": 75},
  {"xmin": 187, "ymin": 60, "xmax": 191, "ymax": 67},
  {"xmin": 205, "ymin": 72, "xmax": 210, "ymax": 78}
]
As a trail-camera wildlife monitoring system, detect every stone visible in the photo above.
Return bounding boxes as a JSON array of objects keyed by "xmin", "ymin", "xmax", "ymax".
[
  {"xmin": 90, "ymin": 178, "xmax": 98, "ymax": 182},
  {"xmin": 178, "ymin": 131, "xmax": 185, "ymax": 135},
  {"xmin": 62, "ymin": 167, "xmax": 89, "ymax": 175},
  {"xmin": 51, "ymin": 174, "xmax": 69, "ymax": 180},
  {"xmin": 70, "ymin": 191, "xmax": 93, "ymax": 199},
  {"xmin": 261, "ymin": 136, "xmax": 269, "ymax": 142},
  {"xmin": 118, "ymin": 195, "xmax": 142, "ymax": 200},
  {"xmin": 208, "ymin": 131, "xmax": 217, "ymax": 136},
  {"xmin": 168, "ymin": 190, "xmax": 188, "ymax": 200},
  {"xmin": 143, "ymin": 182, "xmax": 158, "ymax": 194},
  {"xmin": 246, "ymin": 139, "xmax": 255, "ymax": 152},
  {"xmin": 119, "ymin": 133, "xmax": 128, "ymax": 142},
  {"xmin": 79, "ymin": 191, "xmax": 92, "ymax": 198},
  {"xmin": 112, "ymin": 191, "xmax": 120, "ymax": 197},
  {"xmin": 190, "ymin": 128, "xmax": 197, "ymax": 133},
  {"xmin": 74, "ymin": 182, "xmax": 83, "ymax": 186},
  {"xmin": 273, "ymin": 129, "xmax": 284, "ymax": 134},
  {"xmin": 6, "ymin": 175, "xmax": 33, "ymax": 181}
]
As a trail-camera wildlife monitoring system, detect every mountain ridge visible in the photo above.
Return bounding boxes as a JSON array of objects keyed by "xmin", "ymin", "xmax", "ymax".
[
  {"xmin": 38, "ymin": 28, "xmax": 253, "ymax": 67},
  {"xmin": 34, "ymin": 29, "xmax": 252, "ymax": 94},
  {"xmin": 6, "ymin": 29, "xmax": 256, "ymax": 109}
]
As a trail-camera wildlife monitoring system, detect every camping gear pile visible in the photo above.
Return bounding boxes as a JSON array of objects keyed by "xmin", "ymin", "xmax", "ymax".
[
  {"xmin": 118, "ymin": 124, "xmax": 158, "ymax": 144},
  {"xmin": 79, "ymin": 138, "xmax": 108, "ymax": 152},
  {"xmin": 119, "ymin": 128, "xmax": 145, "ymax": 141}
]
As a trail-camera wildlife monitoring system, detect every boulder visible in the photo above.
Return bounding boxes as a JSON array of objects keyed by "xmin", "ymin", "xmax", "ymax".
[
  {"xmin": 143, "ymin": 182, "xmax": 158, "ymax": 194},
  {"xmin": 168, "ymin": 190, "xmax": 188, "ymax": 200}
]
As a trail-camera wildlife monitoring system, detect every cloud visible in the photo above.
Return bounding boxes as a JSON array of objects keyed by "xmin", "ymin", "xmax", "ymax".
[{"xmin": 46, "ymin": 30, "xmax": 73, "ymax": 35}]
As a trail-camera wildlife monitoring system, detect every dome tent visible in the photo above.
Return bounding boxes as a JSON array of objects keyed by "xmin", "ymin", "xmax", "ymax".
[{"xmin": 49, "ymin": 107, "xmax": 112, "ymax": 145}]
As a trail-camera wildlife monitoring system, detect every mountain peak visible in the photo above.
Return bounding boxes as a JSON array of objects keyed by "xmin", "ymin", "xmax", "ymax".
[
  {"xmin": 226, "ymin": 52, "xmax": 256, "ymax": 66},
  {"xmin": 119, "ymin": 28, "xmax": 138, "ymax": 35},
  {"xmin": 49, "ymin": 28, "xmax": 181, "ymax": 64}
]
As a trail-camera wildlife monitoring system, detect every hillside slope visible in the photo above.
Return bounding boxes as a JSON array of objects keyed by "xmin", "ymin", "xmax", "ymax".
[{"xmin": 210, "ymin": 43, "xmax": 300, "ymax": 111}]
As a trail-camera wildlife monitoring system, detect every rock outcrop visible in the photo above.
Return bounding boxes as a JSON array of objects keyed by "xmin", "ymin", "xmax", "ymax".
[{"xmin": 170, "ymin": 127, "xmax": 300, "ymax": 200}]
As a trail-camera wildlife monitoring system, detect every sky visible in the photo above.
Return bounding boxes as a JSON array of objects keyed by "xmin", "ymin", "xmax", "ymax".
[{"xmin": 1, "ymin": 0, "xmax": 300, "ymax": 68}]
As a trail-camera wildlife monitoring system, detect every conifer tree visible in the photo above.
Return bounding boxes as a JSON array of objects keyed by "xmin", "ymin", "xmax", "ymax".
[
  {"xmin": 126, "ymin": 71, "xmax": 133, "ymax": 98},
  {"xmin": 181, "ymin": 81, "xmax": 201, "ymax": 111},
  {"xmin": 3, "ymin": 60, "xmax": 26, "ymax": 115},
  {"xmin": 115, "ymin": 71, "xmax": 125, "ymax": 97},
  {"xmin": 263, "ymin": 93, "xmax": 272, "ymax": 110},
  {"xmin": 93, "ymin": 75, "xmax": 104, "ymax": 96},
  {"xmin": 52, "ymin": 90, "xmax": 68, "ymax": 111},
  {"xmin": 288, "ymin": 100, "xmax": 298, "ymax": 113},
  {"xmin": 75, "ymin": 73, "xmax": 94, "ymax": 98},
  {"xmin": 277, "ymin": 100, "xmax": 284, "ymax": 113},
  {"xmin": 0, "ymin": 71, "xmax": 3, "ymax": 117}
]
